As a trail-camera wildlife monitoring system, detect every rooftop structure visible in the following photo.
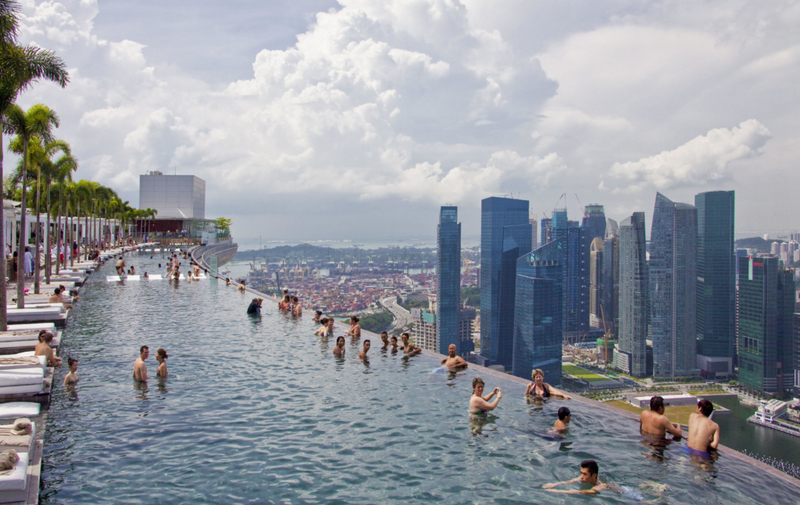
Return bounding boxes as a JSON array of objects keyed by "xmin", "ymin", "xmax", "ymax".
[{"xmin": 139, "ymin": 171, "xmax": 205, "ymax": 220}]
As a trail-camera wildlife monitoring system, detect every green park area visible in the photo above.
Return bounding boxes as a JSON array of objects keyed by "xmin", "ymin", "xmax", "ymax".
[
  {"xmin": 606, "ymin": 400, "xmax": 699, "ymax": 426},
  {"xmin": 562, "ymin": 364, "xmax": 608, "ymax": 382}
]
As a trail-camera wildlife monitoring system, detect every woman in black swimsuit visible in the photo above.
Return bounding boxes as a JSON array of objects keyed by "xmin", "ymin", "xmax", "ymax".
[
  {"xmin": 525, "ymin": 368, "xmax": 572, "ymax": 399},
  {"xmin": 333, "ymin": 336, "xmax": 346, "ymax": 357}
]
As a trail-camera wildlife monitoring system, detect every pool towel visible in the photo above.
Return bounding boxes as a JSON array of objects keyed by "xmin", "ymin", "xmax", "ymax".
[
  {"xmin": 0, "ymin": 450, "xmax": 18, "ymax": 475},
  {"xmin": 10, "ymin": 419, "xmax": 30, "ymax": 437},
  {"xmin": 0, "ymin": 403, "xmax": 40, "ymax": 419}
]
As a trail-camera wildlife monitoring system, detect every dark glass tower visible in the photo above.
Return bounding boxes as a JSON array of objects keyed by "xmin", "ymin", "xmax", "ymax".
[
  {"xmin": 615, "ymin": 212, "xmax": 648, "ymax": 377},
  {"xmin": 513, "ymin": 242, "xmax": 564, "ymax": 383},
  {"xmin": 550, "ymin": 211, "xmax": 591, "ymax": 337},
  {"xmin": 436, "ymin": 206, "xmax": 461, "ymax": 355},
  {"xmin": 602, "ymin": 219, "xmax": 620, "ymax": 339},
  {"xmin": 480, "ymin": 197, "xmax": 532, "ymax": 369},
  {"xmin": 695, "ymin": 191, "xmax": 735, "ymax": 377},
  {"xmin": 582, "ymin": 204, "xmax": 607, "ymax": 242},
  {"xmin": 650, "ymin": 193, "xmax": 698, "ymax": 379}
]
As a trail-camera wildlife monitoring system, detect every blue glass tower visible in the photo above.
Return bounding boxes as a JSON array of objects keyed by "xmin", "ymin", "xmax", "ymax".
[
  {"xmin": 513, "ymin": 240, "xmax": 564, "ymax": 383},
  {"xmin": 549, "ymin": 210, "xmax": 591, "ymax": 336},
  {"xmin": 436, "ymin": 206, "xmax": 461, "ymax": 355},
  {"xmin": 480, "ymin": 197, "xmax": 532, "ymax": 369},
  {"xmin": 614, "ymin": 212, "xmax": 648, "ymax": 377},
  {"xmin": 582, "ymin": 204, "xmax": 607, "ymax": 242}
]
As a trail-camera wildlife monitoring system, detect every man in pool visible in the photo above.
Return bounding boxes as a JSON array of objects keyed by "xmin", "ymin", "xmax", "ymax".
[
  {"xmin": 543, "ymin": 459, "xmax": 607, "ymax": 495},
  {"xmin": 400, "ymin": 332, "xmax": 421, "ymax": 356},
  {"xmin": 246, "ymin": 298, "xmax": 262, "ymax": 315},
  {"xmin": 389, "ymin": 335, "xmax": 399, "ymax": 353},
  {"xmin": 553, "ymin": 406, "xmax": 571, "ymax": 432},
  {"xmin": 640, "ymin": 396, "xmax": 683, "ymax": 439},
  {"xmin": 687, "ymin": 399, "xmax": 719, "ymax": 456},
  {"xmin": 133, "ymin": 346, "xmax": 149, "ymax": 382},
  {"xmin": 379, "ymin": 331, "xmax": 390, "ymax": 350},
  {"xmin": 440, "ymin": 344, "xmax": 468, "ymax": 369},
  {"xmin": 358, "ymin": 340, "xmax": 371, "ymax": 360}
]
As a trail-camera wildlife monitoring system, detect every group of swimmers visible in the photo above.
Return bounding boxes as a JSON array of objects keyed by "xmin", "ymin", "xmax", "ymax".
[
  {"xmin": 132, "ymin": 345, "xmax": 168, "ymax": 381},
  {"xmin": 32, "ymin": 330, "xmax": 79, "ymax": 387}
]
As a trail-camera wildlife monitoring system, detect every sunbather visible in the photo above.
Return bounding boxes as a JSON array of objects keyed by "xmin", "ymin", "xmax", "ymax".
[{"xmin": 34, "ymin": 331, "xmax": 61, "ymax": 367}]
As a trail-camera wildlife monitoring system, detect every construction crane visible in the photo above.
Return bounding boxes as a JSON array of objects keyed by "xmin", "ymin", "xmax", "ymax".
[{"xmin": 575, "ymin": 193, "xmax": 585, "ymax": 216}]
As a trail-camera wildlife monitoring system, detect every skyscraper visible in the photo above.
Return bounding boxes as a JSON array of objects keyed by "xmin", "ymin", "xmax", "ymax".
[
  {"xmin": 582, "ymin": 204, "xmax": 607, "ymax": 242},
  {"xmin": 614, "ymin": 212, "xmax": 648, "ymax": 377},
  {"xmin": 480, "ymin": 197, "xmax": 532, "ymax": 369},
  {"xmin": 695, "ymin": 191, "xmax": 736, "ymax": 377},
  {"xmin": 589, "ymin": 238, "xmax": 604, "ymax": 328},
  {"xmin": 650, "ymin": 193, "xmax": 699, "ymax": 379},
  {"xmin": 540, "ymin": 217, "xmax": 552, "ymax": 246},
  {"xmin": 436, "ymin": 206, "xmax": 461, "ymax": 355},
  {"xmin": 550, "ymin": 211, "xmax": 591, "ymax": 338},
  {"xmin": 602, "ymin": 219, "xmax": 620, "ymax": 338},
  {"xmin": 530, "ymin": 213, "xmax": 538, "ymax": 251},
  {"xmin": 513, "ymin": 240, "xmax": 564, "ymax": 383}
]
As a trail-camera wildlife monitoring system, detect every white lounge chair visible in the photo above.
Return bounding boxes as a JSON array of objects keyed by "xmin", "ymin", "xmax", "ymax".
[
  {"xmin": 0, "ymin": 356, "xmax": 45, "ymax": 371},
  {"xmin": 0, "ymin": 403, "xmax": 40, "ymax": 420},
  {"xmin": 0, "ymin": 421, "xmax": 36, "ymax": 454},
  {"xmin": 6, "ymin": 324, "xmax": 55, "ymax": 333},
  {"xmin": 0, "ymin": 451, "xmax": 29, "ymax": 503},
  {"xmin": 0, "ymin": 369, "xmax": 45, "ymax": 395}
]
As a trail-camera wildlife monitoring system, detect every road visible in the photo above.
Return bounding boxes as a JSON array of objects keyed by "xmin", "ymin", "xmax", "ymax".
[{"xmin": 381, "ymin": 296, "xmax": 414, "ymax": 331}]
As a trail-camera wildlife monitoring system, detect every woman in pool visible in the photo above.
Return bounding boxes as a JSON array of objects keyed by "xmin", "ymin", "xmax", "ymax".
[
  {"xmin": 291, "ymin": 296, "xmax": 302, "ymax": 317},
  {"xmin": 525, "ymin": 368, "xmax": 572, "ymax": 399},
  {"xmin": 470, "ymin": 377, "xmax": 502, "ymax": 415},
  {"xmin": 345, "ymin": 316, "xmax": 361, "ymax": 339},
  {"xmin": 333, "ymin": 336, "xmax": 346, "ymax": 357},
  {"xmin": 63, "ymin": 358, "xmax": 79, "ymax": 385},
  {"xmin": 156, "ymin": 348, "xmax": 168, "ymax": 377}
]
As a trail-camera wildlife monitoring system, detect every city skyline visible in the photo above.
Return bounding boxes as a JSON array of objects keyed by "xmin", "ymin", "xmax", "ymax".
[{"xmin": 7, "ymin": 0, "xmax": 800, "ymax": 241}]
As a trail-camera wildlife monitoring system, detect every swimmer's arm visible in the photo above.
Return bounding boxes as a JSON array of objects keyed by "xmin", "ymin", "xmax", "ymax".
[
  {"xmin": 664, "ymin": 418, "xmax": 683, "ymax": 438},
  {"xmin": 710, "ymin": 424, "xmax": 719, "ymax": 449},
  {"xmin": 482, "ymin": 389, "xmax": 497, "ymax": 401},
  {"xmin": 454, "ymin": 356, "xmax": 468, "ymax": 367},
  {"xmin": 547, "ymin": 385, "xmax": 572, "ymax": 399},
  {"xmin": 542, "ymin": 477, "xmax": 580, "ymax": 489}
]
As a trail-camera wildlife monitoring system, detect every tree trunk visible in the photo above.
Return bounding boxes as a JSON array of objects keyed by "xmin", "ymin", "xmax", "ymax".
[
  {"xmin": 0, "ymin": 125, "xmax": 7, "ymax": 330},
  {"xmin": 16, "ymin": 139, "xmax": 28, "ymax": 309},
  {"xmin": 34, "ymin": 172, "xmax": 42, "ymax": 294},
  {"xmin": 45, "ymin": 186, "xmax": 51, "ymax": 285}
]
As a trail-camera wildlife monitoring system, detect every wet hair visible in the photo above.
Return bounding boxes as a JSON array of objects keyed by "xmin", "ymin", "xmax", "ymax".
[
  {"xmin": 380, "ymin": 331, "xmax": 388, "ymax": 336},
  {"xmin": 336, "ymin": 336, "xmax": 345, "ymax": 346},
  {"xmin": 650, "ymin": 396, "xmax": 665, "ymax": 411},
  {"xmin": 156, "ymin": 348, "xmax": 168, "ymax": 360},
  {"xmin": 581, "ymin": 460, "xmax": 598, "ymax": 477},
  {"xmin": 472, "ymin": 377, "xmax": 485, "ymax": 390},
  {"xmin": 140, "ymin": 345, "xmax": 149, "ymax": 354},
  {"xmin": 351, "ymin": 316, "xmax": 360, "ymax": 323},
  {"xmin": 390, "ymin": 336, "xmax": 398, "ymax": 342},
  {"xmin": 67, "ymin": 357, "xmax": 78, "ymax": 367},
  {"xmin": 364, "ymin": 340, "xmax": 370, "ymax": 346},
  {"xmin": 315, "ymin": 310, "xmax": 323, "ymax": 316},
  {"xmin": 292, "ymin": 296, "xmax": 299, "ymax": 302},
  {"xmin": 402, "ymin": 332, "xmax": 410, "ymax": 339},
  {"xmin": 320, "ymin": 317, "xmax": 330, "ymax": 325},
  {"xmin": 698, "ymin": 399, "xmax": 714, "ymax": 417},
  {"xmin": 558, "ymin": 406, "xmax": 571, "ymax": 420},
  {"xmin": 532, "ymin": 368, "xmax": 544, "ymax": 379}
]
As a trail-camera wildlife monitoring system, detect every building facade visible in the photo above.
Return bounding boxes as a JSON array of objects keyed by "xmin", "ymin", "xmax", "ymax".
[
  {"xmin": 589, "ymin": 237, "xmax": 604, "ymax": 328},
  {"xmin": 649, "ymin": 193, "xmax": 699, "ymax": 379},
  {"xmin": 549, "ymin": 212, "xmax": 591, "ymax": 338},
  {"xmin": 479, "ymin": 197, "xmax": 532, "ymax": 369},
  {"xmin": 695, "ymin": 191, "xmax": 736, "ymax": 377},
  {"xmin": 411, "ymin": 308, "xmax": 437, "ymax": 352},
  {"xmin": 615, "ymin": 212, "xmax": 649, "ymax": 377},
  {"xmin": 436, "ymin": 206, "xmax": 461, "ymax": 355},
  {"xmin": 582, "ymin": 204, "xmax": 607, "ymax": 242},
  {"xmin": 139, "ymin": 172, "xmax": 205, "ymax": 220},
  {"xmin": 602, "ymin": 219, "xmax": 620, "ymax": 339}
]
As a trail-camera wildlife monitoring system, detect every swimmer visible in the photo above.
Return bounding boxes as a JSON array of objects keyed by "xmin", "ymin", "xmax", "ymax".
[
  {"xmin": 379, "ymin": 331, "xmax": 390, "ymax": 350},
  {"xmin": 543, "ymin": 459, "xmax": 607, "ymax": 495},
  {"xmin": 400, "ymin": 332, "xmax": 421, "ymax": 356},
  {"xmin": 687, "ymin": 399, "xmax": 719, "ymax": 456},
  {"xmin": 172, "ymin": 266, "xmax": 181, "ymax": 280},
  {"xmin": 237, "ymin": 280, "xmax": 246, "ymax": 291},
  {"xmin": 314, "ymin": 318, "xmax": 333, "ymax": 336},
  {"xmin": 389, "ymin": 335, "xmax": 399, "ymax": 353},
  {"xmin": 34, "ymin": 330, "xmax": 61, "ymax": 367},
  {"xmin": 143, "ymin": 272, "xmax": 148, "ymax": 278},
  {"xmin": 554, "ymin": 406, "xmax": 571, "ymax": 432},
  {"xmin": 247, "ymin": 298, "xmax": 262, "ymax": 315},
  {"xmin": 291, "ymin": 296, "xmax": 302, "ymax": 317},
  {"xmin": 313, "ymin": 310, "xmax": 323, "ymax": 323},
  {"xmin": 226, "ymin": 278, "xmax": 232, "ymax": 286},
  {"xmin": 640, "ymin": 396, "xmax": 682, "ymax": 439},
  {"xmin": 115, "ymin": 256, "xmax": 125, "ymax": 275},
  {"xmin": 60, "ymin": 285, "xmax": 77, "ymax": 303},
  {"xmin": 525, "ymin": 368, "xmax": 571, "ymax": 399},
  {"xmin": 440, "ymin": 344, "xmax": 468, "ymax": 369},
  {"xmin": 133, "ymin": 346, "xmax": 149, "ymax": 381},
  {"xmin": 155, "ymin": 348, "xmax": 168, "ymax": 377},
  {"xmin": 333, "ymin": 336, "xmax": 346, "ymax": 357},
  {"xmin": 469, "ymin": 377, "xmax": 502, "ymax": 414},
  {"xmin": 358, "ymin": 339, "xmax": 371, "ymax": 360},
  {"xmin": 345, "ymin": 316, "xmax": 361, "ymax": 338},
  {"xmin": 129, "ymin": 265, "xmax": 136, "ymax": 275},
  {"xmin": 63, "ymin": 357, "xmax": 78, "ymax": 385}
]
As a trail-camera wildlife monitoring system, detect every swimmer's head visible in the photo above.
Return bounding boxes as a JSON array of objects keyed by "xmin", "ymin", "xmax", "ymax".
[
  {"xmin": 650, "ymin": 396, "xmax": 665, "ymax": 412},
  {"xmin": 697, "ymin": 399, "xmax": 714, "ymax": 417},
  {"xmin": 67, "ymin": 357, "xmax": 78, "ymax": 370},
  {"xmin": 401, "ymin": 332, "xmax": 410, "ymax": 340},
  {"xmin": 350, "ymin": 316, "xmax": 359, "ymax": 323},
  {"xmin": 580, "ymin": 460, "xmax": 598, "ymax": 484},
  {"xmin": 140, "ymin": 345, "xmax": 149, "ymax": 358},
  {"xmin": 558, "ymin": 406, "xmax": 571, "ymax": 421},
  {"xmin": 390, "ymin": 336, "xmax": 398, "ymax": 343},
  {"xmin": 320, "ymin": 318, "xmax": 330, "ymax": 325},
  {"xmin": 363, "ymin": 340, "xmax": 370, "ymax": 349},
  {"xmin": 472, "ymin": 377, "xmax": 484, "ymax": 392},
  {"xmin": 156, "ymin": 348, "xmax": 168, "ymax": 361},
  {"xmin": 336, "ymin": 336, "xmax": 345, "ymax": 347},
  {"xmin": 448, "ymin": 344, "xmax": 457, "ymax": 356},
  {"xmin": 532, "ymin": 368, "xmax": 544, "ymax": 381},
  {"xmin": 53, "ymin": 287, "xmax": 60, "ymax": 295},
  {"xmin": 315, "ymin": 311, "xmax": 323, "ymax": 317}
]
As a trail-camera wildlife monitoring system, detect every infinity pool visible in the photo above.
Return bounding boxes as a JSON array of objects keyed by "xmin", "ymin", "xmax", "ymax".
[{"xmin": 41, "ymin": 253, "xmax": 798, "ymax": 504}]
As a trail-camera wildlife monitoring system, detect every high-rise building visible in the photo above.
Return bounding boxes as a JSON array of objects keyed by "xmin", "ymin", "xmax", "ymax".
[
  {"xmin": 480, "ymin": 197, "xmax": 532, "ymax": 369},
  {"xmin": 550, "ymin": 212, "xmax": 591, "ymax": 339},
  {"xmin": 737, "ymin": 256, "xmax": 796, "ymax": 396},
  {"xmin": 540, "ymin": 217, "xmax": 552, "ymax": 246},
  {"xmin": 589, "ymin": 238, "xmax": 604, "ymax": 328},
  {"xmin": 458, "ymin": 307, "xmax": 477, "ymax": 356},
  {"xmin": 436, "ymin": 206, "xmax": 461, "ymax": 355},
  {"xmin": 771, "ymin": 242, "xmax": 779, "ymax": 255},
  {"xmin": 530, "ymin": 213, "xmax": 538, "ymax": 251},
  {"xmin": 139, "ymin": 172, "xmax": 205, "ymax": 219},
  {"xmin": 650, "ymin": 193, "xmax": 699, "ymax": 379},
  {"xmin": 513, "ymin": 241, "xmax": 564, "ymax": 383},
  {"xmin": 582, "ymin": 204, "xmax": 607, "ymax": 242},
  {"xmin": 411, "ymin": 308, "xmax": 437, "ymax": 351},
  {"xmin": 614, "ymin": 212, "xmax": 648, "ymax": 376},
  {"xmin": 695, "ymin": 191, "xmax": 736, "ymax": 377},
  {"xmin": 793, "ymin": 313, "xmax": 800, "ymax": 396},
  {"xmin": 602, "ymin": 219, "xmax": 620, "ymax": 338}
]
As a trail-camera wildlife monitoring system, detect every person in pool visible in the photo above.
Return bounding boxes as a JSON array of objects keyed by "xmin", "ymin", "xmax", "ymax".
[
  {"xmin": 379, "ymin": 331, "xmax": 390, "ymax": 350},
  {"xmin": 640, "ymin": 396, "xmax": 682, "ymax": 439},
  {"xmin": 314, "ymin": 310, "xmax": 323, "ymax": 323},
  {"xmin": 358, "ymin": 340, "xmax": 370, "ymax": 361},
  {"xmin": 525, "ymin": 368, "xmax": 571, "ymax": 399},
  {"xmin": 247, "ymin": 298, "xmax": 262, "ymax": 315},
  {"xmin": 554, "ymin": 406, "xmax": 571, "ymax": 432},
  {"xmin": 400, "ymin": 333, "xmax": 421, "ymax": 356},
  {"xmin": 345, "ymin": 316, "xmax": 361, "ymax": 339},
  {"xmin": 63, "ymin": 357, "xmax": 78, "ymax": 385},
  {"xmin": 156, "ymin": 348, "xmax": 168, "ymax": 377},
  {"xmin": 315, "ymin": 318, "xmax": 334, "ymax": 337},
  {"xmin": 687, "ymin": 399, "xmax": 719, "ymax": 456},
  {"xmin": 543, "ymin": 459, "xmax": 607, "ymax": 495},
  {"xmin": 440, "ymin": 344, "xmax": 468, "ymax": 369},
  {"xmin": 333, "ymin": 336, "xmax": 346, "ymax": 357},
  {"xmin": 469, "ymin": 377, "xmax": 502, "ymax": 415},
  {"xmin": 389, "ymin": 335, "xmax": 399, "ymax": 353},
  {"xmin": 133, "ymin": 346, "xmax": 149, "ymax": 382}
]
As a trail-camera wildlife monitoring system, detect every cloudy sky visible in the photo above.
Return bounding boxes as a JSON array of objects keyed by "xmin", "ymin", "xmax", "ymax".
[{"xmin": 11, "ymin": 0, "xmax": 800, "ymax": 246}]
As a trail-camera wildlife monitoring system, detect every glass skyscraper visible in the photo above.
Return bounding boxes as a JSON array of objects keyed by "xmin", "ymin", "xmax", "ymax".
[
  {"xmin": 615, "ymin": 212, "xmax": 648, "ymax": 377},
  {"xmin": 480, "ymin": 197, "xmax": 532, "ymax": 369},
  {"xmin": 695, "ymin": 191, "xmax": 736, "ymax": 377},
  {"xmin": 649, "ymin": 193, "xmax": 699, "ymax": 379},
  {"xmin": 436, "ymin": 206, "xmax": 461, "ymax": 355},
  {"xmin": 582, "ymin": 204, "xmax": 606, "ymax": 242},
  {"xmin": 602, "ymin": 219, "xmax": 620, "ymax": 339},
  {"xmin": 549, "ymin": 212, "xmax": 591, "ymax": 337}
]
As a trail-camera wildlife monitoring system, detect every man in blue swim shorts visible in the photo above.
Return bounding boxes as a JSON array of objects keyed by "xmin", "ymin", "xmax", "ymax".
[{"xmin": 687, "ymin": 399, "xmax": 719, "ymax": 457}]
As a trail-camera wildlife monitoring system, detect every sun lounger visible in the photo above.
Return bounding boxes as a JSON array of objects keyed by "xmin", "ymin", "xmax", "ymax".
[
  {"xmin": 0, "ymin": 451, "xmax": 29, "ymax": 503},
  {"xmin": 0, "ymin": 370, "xmax": 45, "ymax": 395},
  {"xmin": 0, "ymin": 421, "xmax": 36, "ymax": 454},
  {"xmin": 5, "ymin": 308, "xmax": 65, "ymax": 326},
  {"xmin": 0, "ymin": 356, "xmax": 45, "ymax": 372},
  {"xmin": 6, "ymin": 324, "xmax": 54, "ymax": 333},
  {"xmin": 0, "ymin": 404, "xmax": 40, "ymax": 420}
]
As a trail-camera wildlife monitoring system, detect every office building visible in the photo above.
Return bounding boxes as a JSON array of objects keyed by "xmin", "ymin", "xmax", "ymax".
[
  {"xmin": 550, "ymin": 210, "xmax": 591, "ymax": 339},
  {"xmin": 540, "ymin": 217, "xmax": 552, "ymax": 246},
  {"xmin": 614, "ymin": 212, "xmax": 648, "ymax": 376},
  {"xmin": 513, "ymin": 241, "xmax": 564, "ymax": 383},
  {"xmin": 589, "ymin": 238, "xmax": 604, "ymax": 328},
  {"xmin": 411, "ymin": 308, "xmax": 437, "ymax": 351},
  {"xmin": 139, "ymin": 172, "xmax": 205, "ymax": 220},
  {"xmin": 794, "ymin": 313, "xmax": 800, "ymax": 396},
  {"xmin": 458, "ymin": 307, "xmax": 477, "ymax": 355},
  {"xmin": 695, "ymin": 191, "xmax": 736, "ymax": 377},
  {"xmin": 650, "ymin": 193, "xmax": 699, "ymax": 379},
  {"xmin": 480, "ymin": 197, "xmax": 532, "ymax": 369},
  {"xmin": 602, "ymin": 219, "xmax": 620, "ymax": 338},
  {"xmin": 738, "ymin": 256, "xmax": 796, "ymax": 396},
  {"xmin": 436, "ymin": 206, "xmax": 461, "ymax": 355},
  {"xmin": 582, "ymin": 204, "xmax": 607, "ymax": 242},
  {"xmin": 530, "ymin": 213, "xmax": 538, "ymax": 251}
]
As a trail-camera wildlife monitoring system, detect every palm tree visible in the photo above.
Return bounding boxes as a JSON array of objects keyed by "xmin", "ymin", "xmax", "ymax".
[
  {"xmin": 4, "ymin": 103, "xmax": 59, "ymax": 308},
  {"xmin": 52, "ymin": 160, "xmax": 74, "ymax": 273},
  {"xmin": 1, "ymin": 0, "xmax": 68, "ymax": 323},
  {"xmin": 40, "ymin": 146, "xmax": 75, "ymax": 283}
]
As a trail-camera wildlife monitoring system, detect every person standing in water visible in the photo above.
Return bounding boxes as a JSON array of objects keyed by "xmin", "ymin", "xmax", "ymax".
[
  {"xmin": 333, "ymin": 336, "xmax": 346, "ymax": 357},
  {"xmin": 440, "ymin": 344, "xmax": 468, "ymax": 369},
  {"xmin": 63, "ymin": 358, "xmax": 79, "ymax": 385},
  {"xmin": 346, "ymin": 316, "xmax": 361, "ymax": 338},
  {"xmin": 358, "ymin": 340, "xmax": 371, "ymax": 361},
  {"xmin": 469, "ymin": 377, "xmax": 502, "ymax": 415},
  {"xmin": 156, "ymin": 348, "xmax": 168, "ymax": 377},
  {"xmin": 133, "ymin": 346, "xmax": 149, "ymax": 381},
  {"xmin": 687, "ymin": 399, "xmax": 719, "ymax": 457},
  {"xmin": 525, "ymin": 368, "xmax": 571, "ymax": 399},
  {"xmin": 400, "ymin": 333, "xmax": 422, "ymax": 356},
  {"xmin": 553, "ymin": 407, "xmax": 571, "ymax": 432},
  {"xmin": 640, "ymin": 396, "xmax": 682, "ymax": 439}
]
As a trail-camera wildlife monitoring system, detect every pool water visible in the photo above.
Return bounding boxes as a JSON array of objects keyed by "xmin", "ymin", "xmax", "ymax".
[{"xmin": 41, "ymin": 253, "xmax": 799, "ymax": 504}]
